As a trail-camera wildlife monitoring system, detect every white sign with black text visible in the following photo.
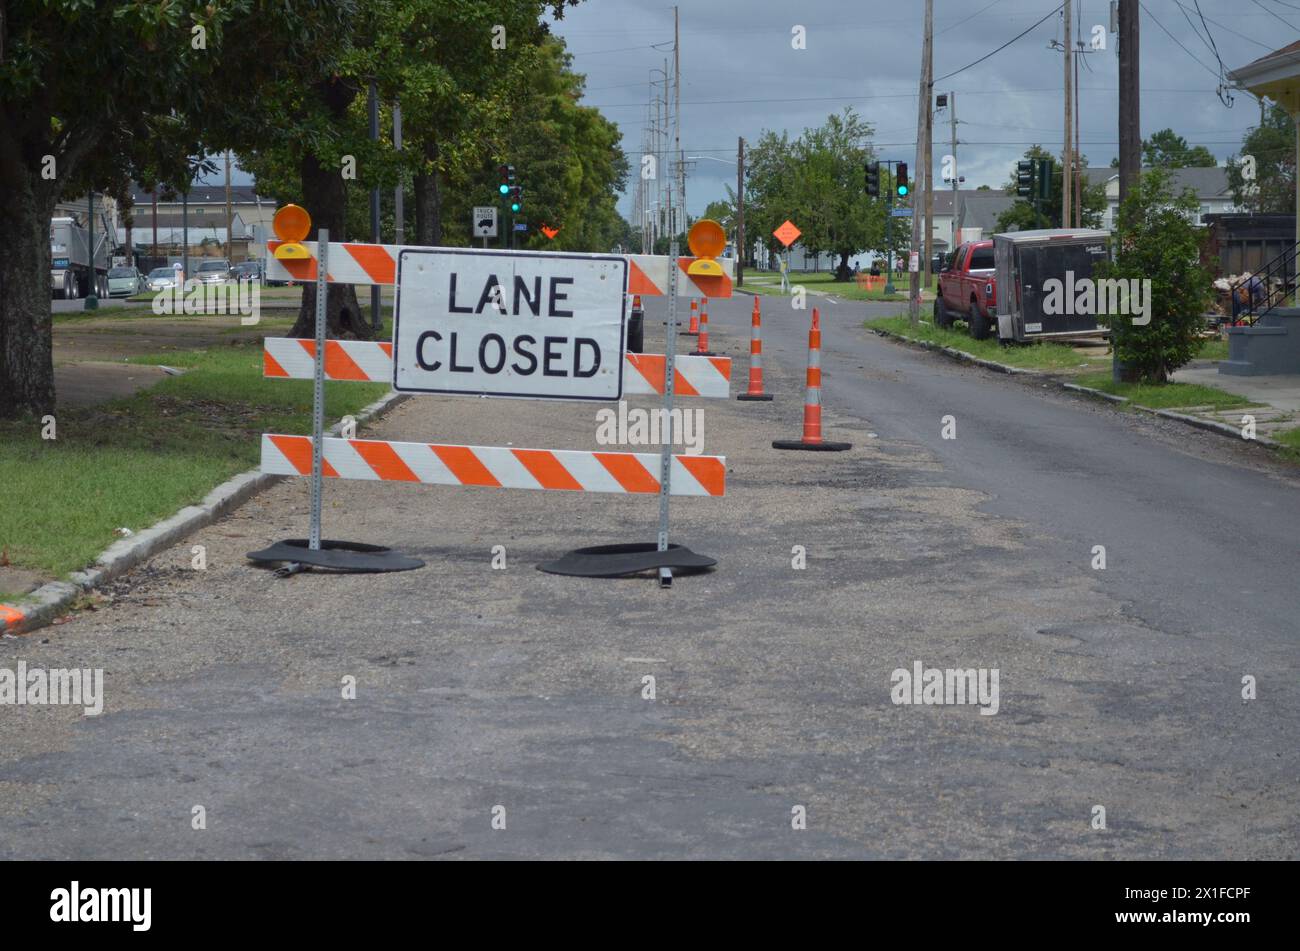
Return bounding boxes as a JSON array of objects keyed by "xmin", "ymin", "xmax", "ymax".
[
  {"xmin": 472, "ymin": 206, "xmax": 498, "ymax": 238},
  {"xmin": 393, "ymin": 249, "xmax": 628, "ymax": 401}
]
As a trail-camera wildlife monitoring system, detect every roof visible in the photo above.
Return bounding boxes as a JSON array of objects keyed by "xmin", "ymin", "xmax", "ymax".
[
  {"xmin": 128, "ymin": 183, "xmax": 271, "ymax": 206},
  {"xmin": 1083, "ymin": 165, "xmax": 1231, "ymax": 198},
  {"xmin": 959, "ymin": 193, "xmax": 1017, "ymax": 233},
  {"xmin": 994, "ymin": 228, "xmax": 1110, "ymax": 243}
]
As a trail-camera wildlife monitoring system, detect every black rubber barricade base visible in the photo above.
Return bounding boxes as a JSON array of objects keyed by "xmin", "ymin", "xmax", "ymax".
[
  {"xmin": 538, "ymin": 543, "xmax": 717, "ymax": 578},
  {"xmin": 737, "ymin": 393, "xmax": 775, "ymax": 402},
  {"xmin": 772, "ymin": 439, "xmax": 853, "ymax": 452},
  {"xmin": 247, "ymin": 539, "xmax": 425, "ymax": 573}
]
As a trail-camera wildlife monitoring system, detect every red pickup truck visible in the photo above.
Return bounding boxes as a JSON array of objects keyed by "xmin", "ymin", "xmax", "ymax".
[{"xmin": 936, "ymin": 240, "xmax": 997, "ymax": 339}]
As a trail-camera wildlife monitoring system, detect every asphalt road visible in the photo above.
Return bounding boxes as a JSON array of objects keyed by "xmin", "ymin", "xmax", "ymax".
[{"xmin": 1, "ymin": 289, "xmax": 1295, "ymax": 859}]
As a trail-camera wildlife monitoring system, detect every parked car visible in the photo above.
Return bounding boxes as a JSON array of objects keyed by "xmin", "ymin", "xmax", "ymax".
[
  {"xmin": 145, "ymin": 266, "xmax": 179, "ymax": 291},
  {"xmin": 106, "ymin": 266, "xmax": 144, "ymax": 297},
  {"xmin": 230, "ymin": 261, "xmax": 263, "ymax": 283},
  {"xmin": 936, "ymin": 240, "xmax": 998, "ymax": 339},
  {"xmin": 194, "ymin": 259, "xmax": 232, "ymax": 285}
]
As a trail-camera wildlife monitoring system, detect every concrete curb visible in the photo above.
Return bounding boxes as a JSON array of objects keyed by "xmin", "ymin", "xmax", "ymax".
[
  {"xmin": 0, "ymin": 388, "xmax": 409, "ymax": 637},
  {"xmin": 874, "ymin": 327, "xmax": 1290, "ymax": 454},
  {"xmin": 870, "ymin": 327, "xmax": 1040, "ymax": 377}
]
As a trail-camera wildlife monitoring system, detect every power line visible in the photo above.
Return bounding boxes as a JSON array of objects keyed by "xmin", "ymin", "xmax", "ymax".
[
  {"xmin": 934, "ymin": 3, "xmax": 1064, "ymax": 84},
  {"xmin": 1249, "ymin": 0, "xmax": 1299, "ymax": 29},
  {"xmin": 1140, "ymin": 2, "xmax": 1223, "ymax": 80}
]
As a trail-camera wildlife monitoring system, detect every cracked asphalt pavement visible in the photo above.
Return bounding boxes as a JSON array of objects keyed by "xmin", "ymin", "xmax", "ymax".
[{"xmin": 1, "ymin": 293, "xmax": 1296, "ymax": 859}]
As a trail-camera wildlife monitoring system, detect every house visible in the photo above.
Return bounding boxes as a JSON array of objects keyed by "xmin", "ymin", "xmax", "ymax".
[
  {"xmin": 929, "ymin": 189, "xmax": 1017, "ymax": 254},
  {"xmin": 125, "ymin": 182, "xmax": 277, "ymax": 261},
  {"xmin": 1083, "ymin": 166, "xmax": 1239, "ymax": 231}
]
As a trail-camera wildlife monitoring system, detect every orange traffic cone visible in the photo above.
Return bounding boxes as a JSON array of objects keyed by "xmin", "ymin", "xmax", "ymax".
[
  {"xmin": 737, "ymin": 296, "xmax": 774, "ymax": 402},
  {"xmin": 694, "ymin": 297, "xmax": 717, "ymax": 357},
  {"xmin": 685, "ymin": 298, "xmax": 700, "ymax": 336},
  {"xmin": 773, "ymin": 308, "xmax": 851, "ymax": 452}
]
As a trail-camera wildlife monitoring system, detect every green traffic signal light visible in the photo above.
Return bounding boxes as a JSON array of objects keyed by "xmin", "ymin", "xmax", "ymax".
[
  {"xmin": 511, "ymin": 202, "xmax": 521, "ymax": 213},
  {"xmin": 499, "ymin": 184, "xmax": 510, "ymax": 195},
  {"xmin": 897, "ymin": 185, "xmax": 909, "ymax": 197}
]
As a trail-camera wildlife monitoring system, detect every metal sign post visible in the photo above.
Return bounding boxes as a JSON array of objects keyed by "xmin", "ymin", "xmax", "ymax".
[
  {"xmin": 656, "ymin": 237, "xmax": 681, "ymax": 588},
  {"xmin": 309, "ymin": 231, "xmax": 328, "ymax": 551}
]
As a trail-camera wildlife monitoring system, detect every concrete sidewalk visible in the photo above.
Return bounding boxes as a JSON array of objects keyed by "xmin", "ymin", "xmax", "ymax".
[{"xmin": 1173, "ymin": 360, "xmax": 1300, "ymax": 439}]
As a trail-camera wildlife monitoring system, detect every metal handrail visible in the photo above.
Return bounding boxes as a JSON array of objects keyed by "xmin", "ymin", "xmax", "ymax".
[{"xmin": 1229, "ymin": 243, "xmax": 1298, "ymax": 325}]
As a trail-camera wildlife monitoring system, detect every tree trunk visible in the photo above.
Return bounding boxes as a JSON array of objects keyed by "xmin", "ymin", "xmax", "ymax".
[
  {"xmin": 414, "ymin": 138, "xmax": 441, "ymax": 246},
  {"xmin": 289, "ymin": 137, "xmax": 370, "ymax": 340},
  {"xmin": 834, "ymin": 251, "xmax": 852, "ymax": 282},
  {"xmin": 0, "ymin": 173, "xmax": 57, "ymax": 419}
]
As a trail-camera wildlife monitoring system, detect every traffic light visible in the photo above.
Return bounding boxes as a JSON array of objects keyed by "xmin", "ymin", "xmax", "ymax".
[
  {"xmin": 1036, "ymin": 158, "xmax": 1053, "ymax": 201},
  {"xmin": 1017, "ymin": 160, "xmax": 1034, "ymax": 198},
  {"xmin": 896, "ymin": 163, "xmax": 909, "ymax": 198},
  {"xmin": 865, "ymin": 161, "xmax": 881, "ymax": 198},
  {"xmin": 509, "ymin": 185, "xmax": 523, "ymax": 214},
  {"xmin": 498, "ymin": 164, "xmax": 514, "ymax": 196}
]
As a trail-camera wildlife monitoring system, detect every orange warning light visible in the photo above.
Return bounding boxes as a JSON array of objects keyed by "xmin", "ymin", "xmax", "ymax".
[
  {"xmin": 687, "ymin": 219, "xmax": 726, "ymax": 277},
  {"xmin": 273, "ymin": 204, "xmax": 312, "ymax": 259}
]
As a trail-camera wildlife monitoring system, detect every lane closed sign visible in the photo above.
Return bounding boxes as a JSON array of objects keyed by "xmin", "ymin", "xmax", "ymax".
[{"xmin": 393, "ymin": 249, "xmax": 628, "ymax": 401}]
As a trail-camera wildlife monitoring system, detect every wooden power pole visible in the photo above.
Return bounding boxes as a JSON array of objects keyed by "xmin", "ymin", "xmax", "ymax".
[
  {"xmin": 1118, "ymin": 0, "xmax": 1140, "ymax": 205},
  {"xmin": 910, "ymin": 0, "xmax": 933, "ymax": 328},
  {"xmin": 737, "ymin": 136, "xmax": 746, "ymax": 287},
  {"xmin": 1063, "ymin": 0, "xmax": 1073, "ymax": 229}
]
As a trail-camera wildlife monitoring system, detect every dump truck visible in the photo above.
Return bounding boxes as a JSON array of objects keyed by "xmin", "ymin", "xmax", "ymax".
[
  {"xmin": 50, "ymin": 216, "xmax": 111, "ymax": 300},
  {"xmin": 992, "ymin": 228, "xmax": 1111, "ymax": 343}
]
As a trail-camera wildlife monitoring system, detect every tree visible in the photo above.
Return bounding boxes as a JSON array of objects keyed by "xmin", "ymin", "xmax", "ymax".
[
  {"xmin": 1227, "ymin": 103, "xmax": 1295, "ymax": 215},
  {"xmin": 744, "ymin": 110, "xmax": 882, "ymax": 280},
  {"xmin": 0, "ymin": 0, "xmax": 348, "ymax": 418},
  {"xmin": 1095, "ymin": 168, "xmax": 1213, "ymax": 383},
  {"xmin": 1142, "ymin": 128, "xmax": 1217, "ymax": 168},
  {"xmin": 996, "ymin": 146, "xmax": 1106, "ymax": 232}
]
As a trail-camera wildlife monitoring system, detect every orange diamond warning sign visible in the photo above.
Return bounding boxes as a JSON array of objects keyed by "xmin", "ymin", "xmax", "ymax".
[{"xmin": 773, "ymin": 220, "xmax": 801, "ymax": 248}]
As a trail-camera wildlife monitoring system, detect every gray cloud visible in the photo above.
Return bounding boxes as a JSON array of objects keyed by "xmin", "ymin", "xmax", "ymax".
[{"xmin": 551, "ymin": 0, "xmax": 1280, "ymax": 218}]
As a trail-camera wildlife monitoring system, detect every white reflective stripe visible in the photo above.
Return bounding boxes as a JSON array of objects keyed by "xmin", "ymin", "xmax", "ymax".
[
  {"xmin": 669, "ymin": 457, "xmax": 709, "ymax": 496},
  {"xmin": 562, "ymin": 452, "xmax": 629, "ymax": 493},
  {"xmin": 469, "ymin": 446, "xmax": 538, "ymax": 489},
  {"xmin": 260, "ymin": 435, "xmax": 296, "ymax": 473},
  {"xmin": 390, "ymin": 441, "xmax": 457, "ymax": 484},
  {"xmin": 324, "ymin": 438, "xmax": 378, "ymax": 481}
]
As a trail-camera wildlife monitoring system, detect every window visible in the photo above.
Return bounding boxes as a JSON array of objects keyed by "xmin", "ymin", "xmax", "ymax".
[{"xmin": 969, "ymin": 246, "xmax": 995, "ymax": 270}]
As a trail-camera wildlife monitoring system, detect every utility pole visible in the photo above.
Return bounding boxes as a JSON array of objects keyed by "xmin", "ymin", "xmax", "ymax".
[
  {"xmin": 737, "ymin": 136, "xmax": 746, "ymax": 287},
  {"xmin": 1063, "ymin": 0, "xmax": 1074, "ymax": 229},
  {"xmin": 909, "ymin": 0, "xmax": 932, "ymax": 327},
  {"xmin": 1116, "ymin": 0, "xmax": 1140, "ymax": 383},
  {"xmin": 922, "ymin": 47, "xmax": 935, "ymax": 295},
  {"xmin": 224, "ymin": 150, "xmax": 233, "ymax": 262},
  {"xmin": 393, "ymin": 104, "xmax": 404, "ymax": 244},
  {"xmin": 368, "ymin": 79, "xmax": 381, "ymax": 331},
  {"xmin": 1075, "ymin": 41, "xmax": 1083, "ymax": 228},
  {"xmin": 948, "ymin": 92, "xmax": 959, "ymax": 252},
  {"xmin": 1117, "ymin": 0, "xmax": 1140, "ymax": 205},
  {"xmin": 674, "ymin": 6, "xmax": 683, "ymax": 240}
]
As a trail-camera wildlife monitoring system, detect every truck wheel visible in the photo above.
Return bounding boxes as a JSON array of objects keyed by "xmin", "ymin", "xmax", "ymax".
[
  {"xmin": 68, "ymin": 274, "xmax": 79, "ymax": 300},
  {"xmin": 934, "ymin": 296, "xmax": 953, "ymax": 329},
  {"xmin": 969, "ymin": 302, "xmax": 991, "ymax": 340}
]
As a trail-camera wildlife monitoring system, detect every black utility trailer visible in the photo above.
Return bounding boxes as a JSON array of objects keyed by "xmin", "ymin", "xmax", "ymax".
[{"xmin": 993, "ymin": 228, "xmax": 1111, "ymax": 343}]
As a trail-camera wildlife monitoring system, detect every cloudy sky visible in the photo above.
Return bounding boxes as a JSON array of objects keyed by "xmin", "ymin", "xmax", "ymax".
[{"xmin": 547, "ymin": 0, "xmax": 1289, "ymax": 220}]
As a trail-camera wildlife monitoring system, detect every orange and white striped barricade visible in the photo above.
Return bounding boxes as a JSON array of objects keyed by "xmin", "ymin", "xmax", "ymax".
[
  {"xmin": 247, "ymin": 226, "xmax": 425, "ymax": 574},
  {"xmin": 264, "ymin": 240, "xmax": 736, "ymax": 301},
  {"xmin": 737, "ymin": 296, "xmax": 774, "ymax": 402},
  {"xmin": 251, "ymin": 208, "xmax": 733, "ymax": 583},
  {"xmin": 772, "ymin": 307, "xmax": 852, "ymax": 453}
]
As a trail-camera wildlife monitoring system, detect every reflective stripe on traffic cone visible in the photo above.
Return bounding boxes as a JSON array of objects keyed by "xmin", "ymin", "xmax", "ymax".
[
  {"xmin": 694, "ymin": 297, "xmax": 716, "ymax": 357},
  {"xmin": 737, "ymin": 296, "xmax": 774, "ymax": 402},
  {"xmin": 773, "ymin": 308, "xmax": 851, "ymax": 452}
]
